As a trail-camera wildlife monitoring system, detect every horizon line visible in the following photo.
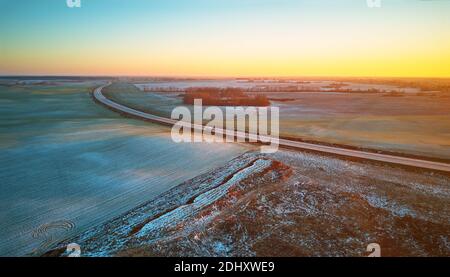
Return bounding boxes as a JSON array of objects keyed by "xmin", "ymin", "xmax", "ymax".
[{"xmin": 1, "ymin": 74, "xmax": 450, "ymax": 80}]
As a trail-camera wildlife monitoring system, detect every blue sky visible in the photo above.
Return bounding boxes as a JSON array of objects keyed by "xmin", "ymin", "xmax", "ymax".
[{"xmin": 1, "ymin": 0, "xmax": 449, "ymax": 76}]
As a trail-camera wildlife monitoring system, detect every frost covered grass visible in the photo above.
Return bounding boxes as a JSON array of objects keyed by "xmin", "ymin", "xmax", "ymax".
[
  {"xmin": 61, "ymin": 149, "xmax": 450, "ymax": 257},
  {"xmin": 135, "ymin": 159, "xmax": 271, "ymax": 239}
]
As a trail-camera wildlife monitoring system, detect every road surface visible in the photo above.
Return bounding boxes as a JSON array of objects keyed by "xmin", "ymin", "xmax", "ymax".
[{"xmin": 93, "ymin": 83, "xmax": 450, "ymax": 173}]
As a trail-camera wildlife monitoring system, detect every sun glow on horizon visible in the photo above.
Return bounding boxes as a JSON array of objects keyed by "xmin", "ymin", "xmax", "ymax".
[{"xmin": 1, "ymin": 0, "xmax": 450, "ymax": 78}]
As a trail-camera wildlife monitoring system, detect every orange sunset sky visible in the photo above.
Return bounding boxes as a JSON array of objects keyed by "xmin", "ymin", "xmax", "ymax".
[{"xmin": 1, "ymin": 0, "xmax": 449, "ymax": 77}]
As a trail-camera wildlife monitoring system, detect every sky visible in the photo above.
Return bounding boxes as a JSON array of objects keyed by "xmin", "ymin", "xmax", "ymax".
[{"xmin": 0, "ymin": 0, "xmax": 450, "ymax": 77}]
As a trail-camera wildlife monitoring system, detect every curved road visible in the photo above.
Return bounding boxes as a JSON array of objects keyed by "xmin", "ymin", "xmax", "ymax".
[{"xmin": 94, "ymin": 83, "xmax": 450, "ymax": 173}]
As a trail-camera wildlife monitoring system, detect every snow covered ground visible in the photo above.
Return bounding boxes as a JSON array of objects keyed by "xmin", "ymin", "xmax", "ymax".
[
  {"xmin": 3, "ymin": 79, "xmax": 448, "ymax": 257},
  {"xmin": 51, "ymin": 149, "xmax": 450, "ymax": 257},
  {"xmin": 109, "ymin": 80, "xmax": 450, "ymax": 160},
  {"xmin": 0, "ymin": 80, "xmax": 249, "ymax": 256}
]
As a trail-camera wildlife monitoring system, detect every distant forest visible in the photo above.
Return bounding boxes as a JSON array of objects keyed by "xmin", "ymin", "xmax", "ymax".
[{"xmin": 182, "ymin": 87, "xmax": 270, "ymax": 106}]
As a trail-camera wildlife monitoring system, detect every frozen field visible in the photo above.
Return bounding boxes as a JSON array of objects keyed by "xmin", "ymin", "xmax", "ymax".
[
  {"xmin": 0, "ymin": 80, "xmax": 249, "ymax": 256},
  {"xmin": 110, "ymin": 80, "xmax": 450, "ymax": 160},
  {"xmin": 59, "ymin": 149, "xmax": 450, "ymax": 257},
  {"xmin": 272, "ymin": 91, "xmax": 450, "ymax": 160}
]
